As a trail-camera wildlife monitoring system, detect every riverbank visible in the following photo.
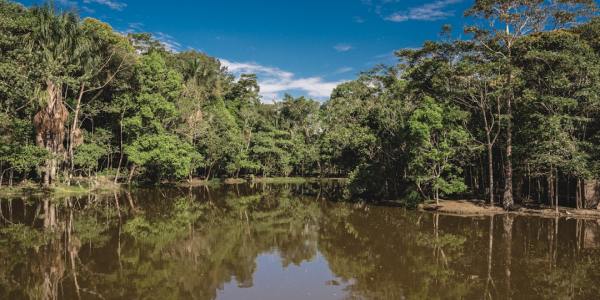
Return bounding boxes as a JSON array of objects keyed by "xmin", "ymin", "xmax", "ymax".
[
  {"xmin": 0, "ymin": 177, "xmax": 121, "ymax": 198},
  {"xmin": 1, "ymin": 177, "xmax": 345, "ymax": 198},
  {"xmin": 420, "ymin": 199, "xmax": 600, "ymax": 219},
  {"xmin": 181, "ymin": 177, "xmax": 347, "ymax": 187}
]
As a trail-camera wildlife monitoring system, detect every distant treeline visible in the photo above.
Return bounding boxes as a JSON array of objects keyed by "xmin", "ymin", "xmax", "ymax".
[{"xmin": 1, "ymin": 0, "xmax": 600, "ymax": 209}]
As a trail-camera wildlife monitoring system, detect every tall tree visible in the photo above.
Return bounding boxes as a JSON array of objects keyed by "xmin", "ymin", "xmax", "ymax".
[
  {"xmin": 407, "ymin": 97, "xmax": 471, "ymax": 204},
  {"xmin": 28, "ymin": 3, "xmax": 91, "ymax": 186},
  {"xmin": 465, "ymin": 0, "xmax": 596, "ymax": 209}
]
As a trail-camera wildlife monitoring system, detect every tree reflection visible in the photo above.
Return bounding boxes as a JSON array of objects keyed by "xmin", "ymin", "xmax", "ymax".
[{"xmin": 1, "ymin": 184, "xmax": 600, "ymax": 299}]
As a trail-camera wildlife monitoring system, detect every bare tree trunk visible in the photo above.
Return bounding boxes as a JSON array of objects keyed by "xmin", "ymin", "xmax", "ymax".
[
  {"xmin": 114, "ymin": 114, "xmax": 124, "ymax": 184},
  {"xmin": 69, "ymin": 83, "xmax": 85, "ymax": 173},
  {"xmin": 487, "ymin": 143, "xmax": 494, "ymax": 205},
  {"xmin": 576, "ymin": 178, "xmax": 582, "ymax": 210},
  {"xmin": 125, "ymin": 190, "xmax": 136, "ymax": 212},
  {"xmin": 9, "ymin": 169, "xmax": 14, "ymax": 187},
  {"xmin": 555, "ymin": 169, "xmax": 559, "ymax": 214},
  {"xmin": 127, "ymin": 164, "xmax": 136, "ymax": 185},
  {"xmin": 503, "ymin": 63, "xmax": 514, "ymax": 211},
  {"xmin": 548, "ymin": 173, "xmax": 555, "ymax": 207}
]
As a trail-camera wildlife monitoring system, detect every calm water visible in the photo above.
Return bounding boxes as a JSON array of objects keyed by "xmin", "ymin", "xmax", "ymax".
[{"xmin": 1, "ymin": 182, "xmax": 600, "ymax": 300}]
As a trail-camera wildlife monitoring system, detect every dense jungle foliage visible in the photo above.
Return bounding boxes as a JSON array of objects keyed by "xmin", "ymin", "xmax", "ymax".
[{"xmin": 1, "ymin": 0, "xmax": 600, "ymax": 209}]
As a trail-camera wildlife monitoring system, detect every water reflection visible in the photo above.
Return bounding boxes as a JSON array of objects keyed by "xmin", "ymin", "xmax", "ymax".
[{"xmin": 1, "ymin": 182, "xmax": 600, "ymax": 300}]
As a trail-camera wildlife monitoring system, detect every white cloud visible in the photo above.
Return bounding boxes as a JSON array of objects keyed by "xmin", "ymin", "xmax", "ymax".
[
  {"xmin": 83, "ymin": 0, "xmax": 127, "ymax": 11},
  {"xmin": 220, "ymin": 59, "xmax": 344, "ymax": 102},
  {"xmin": 385, "ymin": 0, "xmax": 462, "ymax": 22},
  {"xmin": 334, "ymin": 43, "xmax": 353, "ymax": 52},
  {"xmin": 334, "ymin": 67, "xmax": 354, "ymax": 74},
  {"xmin": 154, "ymin": 32, "xmax": 182, "ymax": 52}
]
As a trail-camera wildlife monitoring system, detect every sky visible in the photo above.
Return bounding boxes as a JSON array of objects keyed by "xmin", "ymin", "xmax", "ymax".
[{"xmin": 16, "ymin": 0, "xmax": 474, "ymax": 101}]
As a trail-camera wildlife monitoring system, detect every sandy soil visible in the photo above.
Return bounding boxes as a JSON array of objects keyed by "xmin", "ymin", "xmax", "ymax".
[{"xmin": 419, "ymin": 200, "xmax": 600, "ymax": 219}]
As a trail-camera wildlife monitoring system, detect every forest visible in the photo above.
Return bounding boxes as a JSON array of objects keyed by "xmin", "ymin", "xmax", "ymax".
[{"xmin": 1, "ymin": 0, "xmax": 600, "ymax": 211}]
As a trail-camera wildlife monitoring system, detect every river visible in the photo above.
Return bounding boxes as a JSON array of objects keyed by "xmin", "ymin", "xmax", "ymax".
[{"xmin": 1, "ymin": 181, "xmax": 599, "ymax": 299}]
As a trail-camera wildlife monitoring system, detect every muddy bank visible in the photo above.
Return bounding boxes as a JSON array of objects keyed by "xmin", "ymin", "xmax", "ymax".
[{"xmin": 419, "ymin": 200, "xmax": 600, "ymax": 220}]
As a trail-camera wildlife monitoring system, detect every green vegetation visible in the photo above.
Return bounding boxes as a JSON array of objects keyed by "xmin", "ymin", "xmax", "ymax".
[{"xmin": 2, "ymin": 0, "xmax": 600, "ymax": 210}]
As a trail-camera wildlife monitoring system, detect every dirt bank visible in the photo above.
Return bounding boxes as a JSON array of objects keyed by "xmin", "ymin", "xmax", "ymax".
[{"xmin": 419, "ymin": 200, "xmax": 600, "ymax": 220}]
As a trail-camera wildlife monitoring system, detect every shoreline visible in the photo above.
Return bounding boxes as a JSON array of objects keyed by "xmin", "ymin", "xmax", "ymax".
[
  {"xmin": 0, "ymin": 177, "xmax": 346, "ymax": 198},
  {"xmin": 4, "ymin": 180, "xmax": 600, "ymax": 220},
  {"xmin": 419, "ymin": 200, "xmax": 600, "ymax": 220},
  {"xmin": 180, "ymin": 177, "xmax": 347, "ymax": 187},
  {"xmin": 0, "ymin": 178, "xmax": 121, "ymax": 198}
]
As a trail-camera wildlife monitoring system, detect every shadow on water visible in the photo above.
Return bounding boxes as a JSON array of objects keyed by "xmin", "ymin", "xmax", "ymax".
[{"xmin": 1, "ymin": 181, "xmax": 600, "ymax": 299}]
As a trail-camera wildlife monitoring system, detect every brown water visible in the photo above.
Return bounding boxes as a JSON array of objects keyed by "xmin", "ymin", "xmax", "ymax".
[{"xmin": 1, "ymin": 182, "xmax": 600, "ymax": 300}]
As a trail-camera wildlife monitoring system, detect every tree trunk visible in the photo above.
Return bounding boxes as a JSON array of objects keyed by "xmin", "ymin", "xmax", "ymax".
[
  {"xmin": 35, "ymin": 80, "xmax": 69, "ymax": 187},
  {"xmin": 576, "ymin": 178, "xmax": 583, "ymax": 210},
  {"xmin": 487, "ymin": 143, "xmax": 494, "ymax": 205},
  {"xmin": 503, "ymin": 105, "xmax": 514, "ymax": 210},
  {"xmin": 548, "ymin": 173, "xmax": 555, "ymax": 207},
  {"xmin": 576, "ymin": 178, "xmax": 581, "ymax": 209},
  {"xmin": 127, "ymin": 164, "xmax": 136, "ymax": 185},
  {"xmin": 503, "ymin": 59, "xmax": 514, "ymax": 211},
  {"xmin": 69, "ymin": 83, "xmax": 85, "ymax": 174},
  {"xmin": 555, "ymin": 169, "xmax": 559, "ymax": 214},
  {"xmin": 114, "ymin": 115, "xmax": 124, "ymax": 184},
  {"xmin": 9, "ymin": 169, "xmax": 14, "ymax": 187}
]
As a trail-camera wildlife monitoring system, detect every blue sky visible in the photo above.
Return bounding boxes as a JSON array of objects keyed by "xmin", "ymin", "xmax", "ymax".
[{"xmin": 17, "ymin": 0, "xmax": 474, "ymax": 101}]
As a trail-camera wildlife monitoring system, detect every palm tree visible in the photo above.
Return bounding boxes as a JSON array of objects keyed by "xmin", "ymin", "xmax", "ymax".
[{"xmin": 29, "ymin": 2, "xmax": 91, "ymax": 186}]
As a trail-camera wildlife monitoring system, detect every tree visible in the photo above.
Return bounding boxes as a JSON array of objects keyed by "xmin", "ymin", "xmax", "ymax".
[
  {"xmin": 28, "ymin": 3, "xmax": 92, "ymax": 186},
  {"xmin": 514, "ymin": 29, "xmax": 600, "ymax": 210},
  {"xmin": 407, "ymin": 97, "xmax": 471, "ymax": 204},
  {"xmin": 73, "ymin": 129, "xmax": 111, "ymax": 178},
  {"xmin": 197, "ymin": 99, "xmax": 244, "ymax": 179},
  {"xmin": 465, "ymin": 0, "xmax": 597, "ymax": 209},
  {"xmin": 453, "ymin": 57, "xmax": 503, "ymax": 205},
  {"xmin": 250, "ymin": 128, "xmax": 295, "ymax": 177},
  {"xmin": 66, "ymin": 18, "xmax": 133, "ymax": 175},
  {"xmin": 122, "ymin": 50, "xmax": 201, "ymax": 182},
  {"xmin": 125, "ymin": 133, "xmax": 201, "ymax": 182}
]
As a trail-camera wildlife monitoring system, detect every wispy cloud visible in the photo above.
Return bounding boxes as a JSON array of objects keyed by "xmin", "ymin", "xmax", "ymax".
[
  {"xmin": 334, "ymin": 67, "xmax": 354, "ymax": 74},
  {"xmin": 220, "ymin": 59, "xmax": 344, "ymax": 102},
  {"xmin": 353, "ymin": 16, "xmax": 365, "ymax": 23},
  {"xmin": 121, "ymin": 23, "xmax": 183, "ymax": 52},
  {"xmin": 385, "ymin": 0, "xmax": 462, "ymax": 22},
  {"xmin": 55, "ymin": 0, "xmax": 126, "ymax": 12},
  {"xmin": 126, "ymin": 22, "xmax": 144, "ymax": 32},
  {"xmin": 334, "ymin": 43, "xmax": 353, "ymax": 52},
  {"xmin": 154, "ymin": 32, "xmax": 182, "ymax": 52},
  {"xmin": 83, "ymin": 0, "xmax": 127, "ymax": 11}
]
